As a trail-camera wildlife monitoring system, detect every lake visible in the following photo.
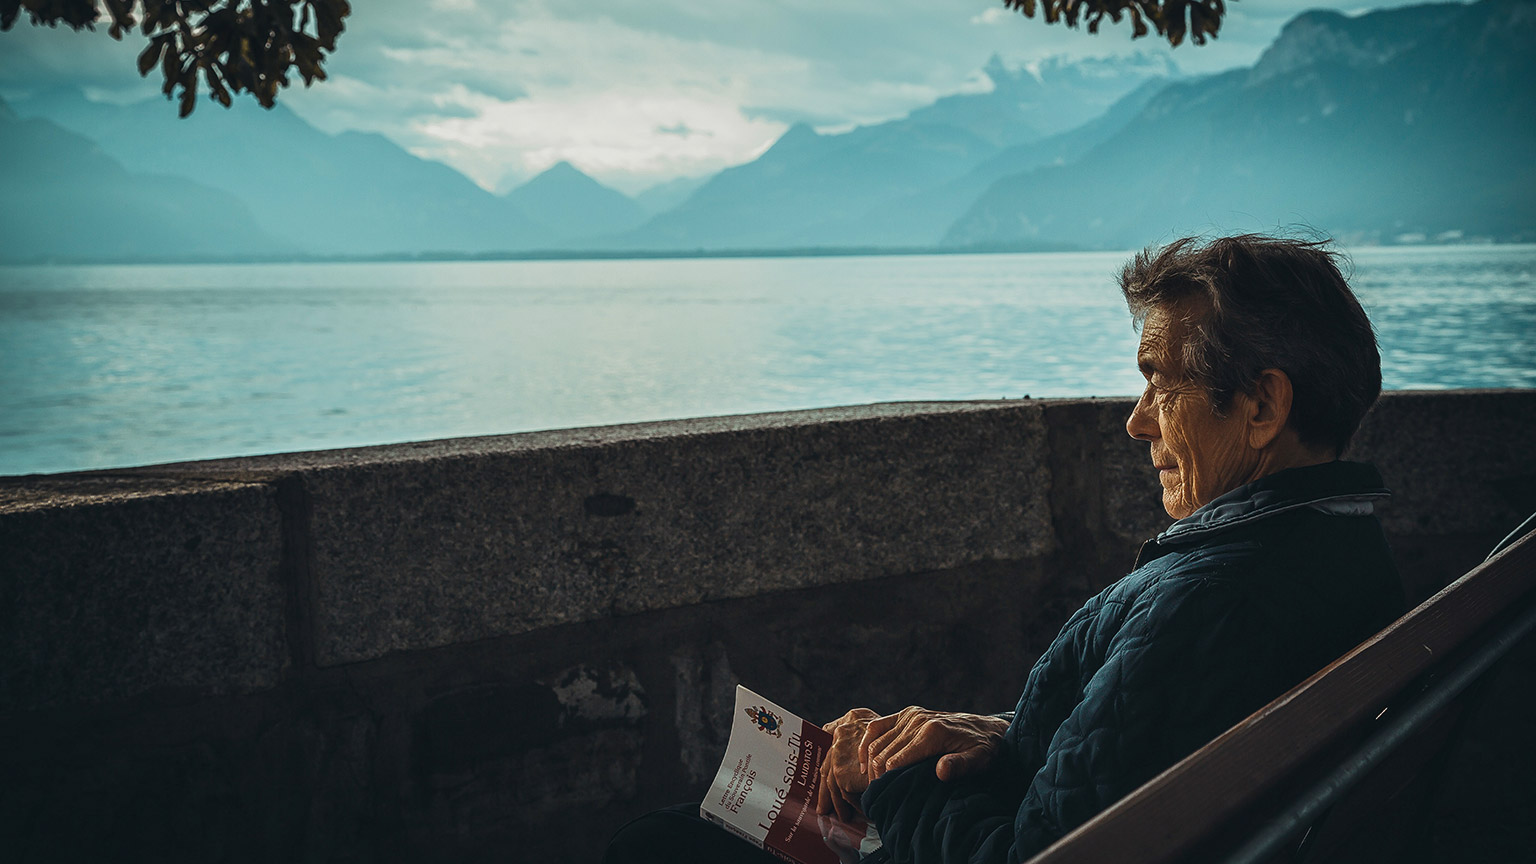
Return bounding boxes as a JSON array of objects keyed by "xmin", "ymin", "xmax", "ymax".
[{"xmin": 2, "ymin": 245, "xmax": 1533, "ymax": 476}]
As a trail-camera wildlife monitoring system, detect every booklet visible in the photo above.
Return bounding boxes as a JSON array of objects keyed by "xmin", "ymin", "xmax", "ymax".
[{"xmin": 701, "ymin": 685, "xmax": 883, "ymax": 864}]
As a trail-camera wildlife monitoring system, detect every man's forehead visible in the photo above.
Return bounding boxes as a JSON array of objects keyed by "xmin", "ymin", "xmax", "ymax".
[{"xmin": 1137, "ymin": 307, "xmax": 1189, "ymax": 371}]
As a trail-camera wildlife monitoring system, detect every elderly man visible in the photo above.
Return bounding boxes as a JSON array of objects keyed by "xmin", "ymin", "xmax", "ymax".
[{"xmin": 604, "ymin": 235, "xmax": 1403, "ymax": 863}]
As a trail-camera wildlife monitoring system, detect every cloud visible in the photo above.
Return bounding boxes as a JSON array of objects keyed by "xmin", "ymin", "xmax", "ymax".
[
  {"xmin": 283, "ymin": 1, "xmax": 1009, "ymax": 191},
  {"xmin": 0, "ymin": 0, "xmax": 1439, "ymax": 192},
  {"xmin": 0, "ymin": 21, "xmax": 152, "ymax": 97}
]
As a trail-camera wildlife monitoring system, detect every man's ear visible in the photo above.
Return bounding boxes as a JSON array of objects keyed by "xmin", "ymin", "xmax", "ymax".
[{"xmin": 1246, "ymin": 368, "xmax": 1294, "ymax": 449}]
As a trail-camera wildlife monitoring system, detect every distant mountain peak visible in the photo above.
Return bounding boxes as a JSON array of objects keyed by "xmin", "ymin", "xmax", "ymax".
[
  {"xmin": 513, "ymin": 160, "xmax": 609, "ymax": 195},
  {"xmin": 1038, "ymin": 51, "xmax": 1178, "ymax": 78},
  {"xmin": 505, "ymin": 158, "xmax": 644, "ymax": 241},
  {"xmin": 541, "ymin": 160, "xmax": 585, "ymax": 178},
  {"xmin": 981, "ymin": 52, "xmax": 1179, "ymax": 87},
  {"xmin": 977, "ymin": 56, "xmax": 1045, "ymax": 93},
  {"xmin": 778, "ymin": 122, "xmax": 820, "ymax": 144},
  {"xmin": 899, "ymin": 51, "xmax": 1174, "ymax": 150},
  {"xmin": 983, "ymin": 53, "xmax": 1009, "ymax": 82},
  {"xmin": 753, "ymin": 122, "xmax": 822, "ymax": 164},
  {"xmin": 1249, "ymin": 2, "xmax": 1464, "ymax": 83}
]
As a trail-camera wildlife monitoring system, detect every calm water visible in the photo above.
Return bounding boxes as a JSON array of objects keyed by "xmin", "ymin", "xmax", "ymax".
[{"xmin": 2, "ymin": 246, "xmax": 1533, "ymax": 476}]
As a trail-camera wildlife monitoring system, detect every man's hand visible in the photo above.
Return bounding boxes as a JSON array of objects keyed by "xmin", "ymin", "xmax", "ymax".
[
  {"xmin": 816, "ymin": 707, "xmax": 878, "ymax": 822},
  {"xmin": 861, "ymin": 707, "xmax": 1010, "ymax": 782}
]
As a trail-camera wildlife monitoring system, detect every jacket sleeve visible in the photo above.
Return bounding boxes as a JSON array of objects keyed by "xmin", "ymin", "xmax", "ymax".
[{"xmin": 863, "ymin": 573, "xmax": 1287, "ymax": 864}]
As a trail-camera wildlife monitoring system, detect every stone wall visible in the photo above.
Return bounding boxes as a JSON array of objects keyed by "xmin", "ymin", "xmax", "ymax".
[{"xmin": 2, "ymin": 391, "xmax": 1533, "ymax": 863}]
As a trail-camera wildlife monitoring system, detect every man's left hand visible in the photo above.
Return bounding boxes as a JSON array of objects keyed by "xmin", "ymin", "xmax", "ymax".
[{"xmin": 861, "ymin": 707, "xmax": 1009, "ymax": 782}]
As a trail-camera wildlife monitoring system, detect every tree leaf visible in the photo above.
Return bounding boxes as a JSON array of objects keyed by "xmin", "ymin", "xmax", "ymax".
[
  {"xmin": 0, "ymin": 1, "xmax": 21, "ymax": 32},
  {"xmin": 160, "ymin": 39, "xmax": 178, "ymax": 94},
  {"xmin": 136, "ymin": 40, "xmax": 163, "ymax": 76}
]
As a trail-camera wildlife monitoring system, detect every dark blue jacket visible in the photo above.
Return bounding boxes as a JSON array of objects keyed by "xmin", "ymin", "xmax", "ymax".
[{"xmin": 862, "ymin": 461, "xmax": 1404, "ymax": 864}]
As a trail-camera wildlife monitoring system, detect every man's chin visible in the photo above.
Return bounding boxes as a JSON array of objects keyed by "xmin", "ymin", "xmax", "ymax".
[{"xmin": 1162, "ymin": 491, "xmax": 1193, "ymax": 520}]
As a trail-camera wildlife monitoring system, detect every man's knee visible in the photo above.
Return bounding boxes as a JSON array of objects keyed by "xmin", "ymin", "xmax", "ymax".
[{"xmin": 603, "ymin": 803, "xmax": 724, "ymax": 864}]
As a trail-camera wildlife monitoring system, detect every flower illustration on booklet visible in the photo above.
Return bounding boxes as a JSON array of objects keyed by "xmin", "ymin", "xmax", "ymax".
[{"xmin": 701, "ymin": 685, "xmax": 882, "ymax": 864}]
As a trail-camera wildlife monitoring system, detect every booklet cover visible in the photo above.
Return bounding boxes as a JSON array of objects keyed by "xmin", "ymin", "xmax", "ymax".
[{"xmin": 700, "ymin": 685, "xmax": 882, "ymax": 864}]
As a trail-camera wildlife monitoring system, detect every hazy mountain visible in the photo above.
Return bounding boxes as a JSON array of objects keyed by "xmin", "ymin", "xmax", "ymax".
[
  {"xmin": 0, "ymin": 96, "xmax": 285, "ymax": 262},
  {"xmin": 504, "ymin": 161, "xmax": 647, "ymax": 243},
  {"xmin": 10, "ymin": 1, "xmax": 1519, "ymax": 261},
  {"xmin": 945, "ymin": 0, "xmax": 1536, "ymax": 249},
  {"xmin": 610, "ymin": 54, "xmax": 1175, "ymax": 250},
  {"xmin": 634, "ymin": 174, "xmax": 712, "ymax": 215},
  {"xmin": 787, "ymin": 76, "xmax": 1172, "ymax": 248},
  {"xmin": 7, "ymin": 89, "xmax": 553, "ymax": 256},
  {"xmin": 1245, "ymin": 2, "xmax": 1466, "ymax": 84},
  {"xmin": 906, "ymin": 53, "xmax": 1178, "ymax": 146},
  {"xmin": 616, "ymin": 120, "xmax": 996, "ymax": 249}
]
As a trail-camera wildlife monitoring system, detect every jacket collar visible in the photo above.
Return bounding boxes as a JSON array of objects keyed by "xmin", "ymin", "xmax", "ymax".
[{"xmin": 1154, "ymin": 460, "xmax": 1391, "ymax": 546}]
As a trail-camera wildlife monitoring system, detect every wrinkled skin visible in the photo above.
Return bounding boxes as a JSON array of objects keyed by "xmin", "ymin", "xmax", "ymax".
[
  {"xmin": 861, "ymin": 707, "xmax": 1010, "ymax": 782},
  {"xmin": 818, "ymin": 708, "xmax": 878, "ymax": 822},
  {"xmin": 1126, "ymin": 305, "xmax": 1327, "ymax": 519},
  {"xmin": 1127, "ymin": 306, "xmax": 1264, "ymax": 519},
  {"xmin": 816, "ymin": 706, "xmax": 1011, "ymax": 820}
]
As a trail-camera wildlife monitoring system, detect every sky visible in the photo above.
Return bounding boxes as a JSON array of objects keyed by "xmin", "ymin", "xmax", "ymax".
[{"xmin": 0, "ymin": 0, "xmax": 1437, "ymax": 194}]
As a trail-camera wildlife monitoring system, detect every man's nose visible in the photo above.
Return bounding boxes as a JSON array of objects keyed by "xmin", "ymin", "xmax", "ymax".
[{"xmin": 1126, "ymin": 389, "xmax": 1158, "ymax": 441}]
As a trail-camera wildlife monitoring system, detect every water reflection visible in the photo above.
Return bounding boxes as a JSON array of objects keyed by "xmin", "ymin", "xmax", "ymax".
[{"xmin": 0, "ymin": 246, "xmax": 1531, "ymax": 474}]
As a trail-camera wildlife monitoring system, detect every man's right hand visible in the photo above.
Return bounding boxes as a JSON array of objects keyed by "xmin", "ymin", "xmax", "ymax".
[{"xmin": 816, "ymin": 707, "xmax": 878, "ymax": 822}]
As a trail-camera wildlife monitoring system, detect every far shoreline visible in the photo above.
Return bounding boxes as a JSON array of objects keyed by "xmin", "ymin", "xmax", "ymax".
[{"xmin": 0, "ymin": 238, "xmax": 1528, "ymax": 268}]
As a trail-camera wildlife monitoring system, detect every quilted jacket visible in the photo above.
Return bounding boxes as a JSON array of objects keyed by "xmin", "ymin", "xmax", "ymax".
[{"xmin": 861, "ymin": 460, "xmax": 1404, "ymax": 864}]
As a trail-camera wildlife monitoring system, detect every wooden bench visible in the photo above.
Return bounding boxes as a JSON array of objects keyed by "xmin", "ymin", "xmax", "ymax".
[{"xmin": 1023, "ymin": 520, "xmax": 1536, "ymax": 864}]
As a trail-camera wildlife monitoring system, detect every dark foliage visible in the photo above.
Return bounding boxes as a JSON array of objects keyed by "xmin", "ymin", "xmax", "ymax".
[
  {"xmin": 0, "ymin": 0, "xmax": 350, "ymax": 116},
  {"xmin": 1003, "ymin": 0, "xmax": 1227, "ymax": 46}
]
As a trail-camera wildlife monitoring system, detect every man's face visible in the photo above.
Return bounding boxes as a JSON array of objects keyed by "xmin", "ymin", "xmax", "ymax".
[{"xmin": 1126, "ymin": 305, "xmax": 1258, "ymax": 519}]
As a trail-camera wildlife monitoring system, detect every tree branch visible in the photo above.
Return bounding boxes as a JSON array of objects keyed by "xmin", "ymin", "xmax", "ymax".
[
  {"xmin": 1, "ymin": 0, "xmax": 352, "ymax": 116},
  {"xmin": 1003, "ymin": 0, "xmax": 1229, "ymax": 47}
]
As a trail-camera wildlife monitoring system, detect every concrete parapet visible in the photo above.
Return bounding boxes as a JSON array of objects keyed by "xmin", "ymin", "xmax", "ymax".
[
  {"xmin": 0, "ymin": 390, "xmax": 1532, "ymax": 862},
  {"xmin": 1351, "ymin": 390, "xmax": 1536, "ymax": 600},
  {"xmin": 100, "ymin": 402, "xmax": 1057, "ymax": 666},
  {"xmin": 0, "ymin": 477, "xmax": 288, "ymax": 716},
  {"xmin": 293, "ymin": 402, "xmax": 1053, "ymax": 665},
  {"xmin": 1354, "ymin": 390, "xmax": 1536, "ymax": 534}
]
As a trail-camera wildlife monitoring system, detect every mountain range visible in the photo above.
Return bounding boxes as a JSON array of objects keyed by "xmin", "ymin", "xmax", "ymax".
[
  {"xmin": 604, "ymin": 53, "xmax": 1176, "ymax": 250},
  {"xmin": 944, "ymin": 0, "xmax": 1536, "ymax": 248},
  {"xmin": 0, "ymin": 96, "xmax": 287, "ymax": 261},
  {"xmin": 2, "ymin": 88, "xmax": 554, "ymax": 259},
  {"xmin": 0, "ymin": 0, "xmax": 1530, "ymax": 262}
]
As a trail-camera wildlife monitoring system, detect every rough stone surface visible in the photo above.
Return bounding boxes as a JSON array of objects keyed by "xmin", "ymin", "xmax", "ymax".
[
  {"xmin": 1352, "ymin": 390, "xmax": 1536, "ymax": 601},
  {"xmin": 671, "ymin": 642, "xmax": 737, "ymax": 786},
  {"xmin": 1351, "ymin": 390, "xmax": 1536, "ymax": 537},
  {"xmin": 283, "ymin": 402, "xmax": 1053, "ymax": 665},
  {"xmin": 0, "ymin": 481, "xmax": 289, "ymax": 715},
  {"xmin": 1039, "ymin": 399, "xmax": 1168, "ymax": 599},
  {"xmin": 0, "ymin": 474, "xmax": 260, "ymax": 514}
]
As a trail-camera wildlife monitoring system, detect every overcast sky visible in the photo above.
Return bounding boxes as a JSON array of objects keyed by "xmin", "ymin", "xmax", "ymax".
[{"xmin": 1, "ymin": 0, "xmax": 1434, "ymax": 194}]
